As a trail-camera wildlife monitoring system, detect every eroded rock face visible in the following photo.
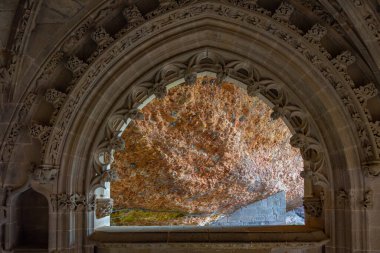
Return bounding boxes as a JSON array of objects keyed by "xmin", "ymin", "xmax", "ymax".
[{"xmin": 111, "ymin": 78, "xmax": 303, "ymax": 225}]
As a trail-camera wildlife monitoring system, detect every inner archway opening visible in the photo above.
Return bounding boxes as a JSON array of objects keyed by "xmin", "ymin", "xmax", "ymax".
[{"xmin": 110, "ymin": 76, "xmax": 304, "ymax": 226}]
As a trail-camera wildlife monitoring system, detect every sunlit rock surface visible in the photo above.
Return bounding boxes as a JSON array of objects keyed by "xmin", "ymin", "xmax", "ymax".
[{"xmin": 111, "ymin": 77, "xmax": 303, "ymax": 226}]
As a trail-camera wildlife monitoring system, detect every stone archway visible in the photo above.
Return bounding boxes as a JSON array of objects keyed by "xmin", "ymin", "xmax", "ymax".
[{"xmin": 7, "ymin": 1, "xmax": 376, "ymax": 252}]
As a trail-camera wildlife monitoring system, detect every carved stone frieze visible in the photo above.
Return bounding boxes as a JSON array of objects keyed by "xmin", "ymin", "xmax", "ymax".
[
  {"xmin": 96, "ymin": 198, "xmax": 114, "ymax": 218},
  {"xmin": 303, "ymin": 196, "xmax": 323, "ymax": 217},
  {"xmin": 50, "ymin": 193, "xmax": 94, "ymax": 211},
  {"xmin": 227, "ymin": 0, "xmax": 271, "ymax": 15},
  {"xmin": 30, "ymin": 164, "xmax": 59, "ymax": 184},
  {"xmin": 2, "ymin": 0, "xmax": 42, "ymax": 103},
  {"xmin": 45, "ymin": 89, "xmax": 67, "ymax": 124}
]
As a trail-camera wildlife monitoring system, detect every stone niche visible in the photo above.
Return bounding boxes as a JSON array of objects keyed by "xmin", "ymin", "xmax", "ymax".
[{"xmin": 13, "ymin": 189, "xmax": 48, "ymax": 250}]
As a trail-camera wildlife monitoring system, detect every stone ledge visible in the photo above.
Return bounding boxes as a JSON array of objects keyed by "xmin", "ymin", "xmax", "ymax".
[{"xmin": 90, "ymin": 226, "xmax": 328, "ymax": 247}]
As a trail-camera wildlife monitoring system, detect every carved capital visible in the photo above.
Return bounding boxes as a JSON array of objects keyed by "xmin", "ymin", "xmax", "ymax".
[
  {"xmin": 96, "ymin": 198, "xmax": 114, "ymax": 218},
  {"xmin": 303, "ymin": 196, "xmax": 323, "ymax": 217}
]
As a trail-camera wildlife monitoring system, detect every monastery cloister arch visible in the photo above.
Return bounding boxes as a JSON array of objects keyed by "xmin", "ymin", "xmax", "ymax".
[{"xmin": 1, "ymin": 1, "xmax": 379, "ymax": 252}]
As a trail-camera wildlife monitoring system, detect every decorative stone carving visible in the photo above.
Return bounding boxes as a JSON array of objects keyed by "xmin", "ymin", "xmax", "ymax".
[
  {"xmin": 123, "ymin": 5, "xmax": 145, "ymax": 29},
  {"xmin": 303, "ymin": 196, "xmax": 323, "ymax": 217},
  {"xmin": 38, "ymin": 51, "xmax": 64, "ymax": 81},
  {"xmin": 45, "ymin": 89, "xmax": 67, "ymax": 108},
  {"xmin": 29, "ymin": 124, "xmax": 52, "ymax": 154},
  {"xmin": 304, "ymin": 24, "xmax": 330, "ymax": 58},
  {"xmin": 91, "ymin": 27, "xmax": 114, "ymax": 48},
  {"xmin": 354, "ymin": 82, "xmax": 378, "ymax": 121},
  {"xmin": 228, "ymin": 0, "xmax": 271, "ymax": 15},
  {"xmin": 64, "ymin": 56, "xmax": 88, "ymax": 80},
  {"xmin": 0, "ymin": 67, "xmax": 12, "ymax": 108},
  {"xmin": 184, "ymin": 72, "xmax": 197, "ymax": 85},
  {"xmin": 50, "ymin": 193, "xmax": 87, "ymax": 211},
  {"xmin": 145, "ymin": 0, "xmax": 178, "ymax": 19},
  {"xmin": 272, "ymin": 2, "xmax": 301, "ymax": 33},
  {"xmin": 304, "ymin": 24, "xmax": 327, "ymax": 42},
  {"xmin": 363, "ymin": 160, "xmax": 380, "ymax": 177},
  {"xmin": 369, "ymin": 122, "xmax": 380, "ymax": 151},
  {"xmin": 337, "ymin": 189, "xmax": 350, "ymax": 208},
  {"xmin": 109, "ymin": 134, "xmax": 125, "ymax": 151},
  {"xmin": 151, "ymin": 84, "xmax": 167, "ymax": 99},
  {"xmin": 96, "ymin": 198, "xmax": 114, "ymax": 218},
  {"xmin": 362, "ymin": 190, "xmax": 373, "ymax": 209},
  {"xmin": 30, "ymin": 164, "xmax": 59, "ymax": 184},
  {"xmin": 124, "ymin": 108, "xmax": 144, "ymax": 121},
  {"xmin": 331, "ymin": 51, "xmax": 356, "ymax": 72},
  {"xmin": 45, "ymin": 89, "xmax": 67, "ymax": 124},
  {"xmin": 273, "ymin": 2, "xmax": 294, "ymax": 23}
]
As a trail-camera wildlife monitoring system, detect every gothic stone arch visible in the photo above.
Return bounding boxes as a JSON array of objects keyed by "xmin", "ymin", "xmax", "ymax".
[{"xmin": 2, "ymin": 1, "xmax": 378, "ymax": 252}]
